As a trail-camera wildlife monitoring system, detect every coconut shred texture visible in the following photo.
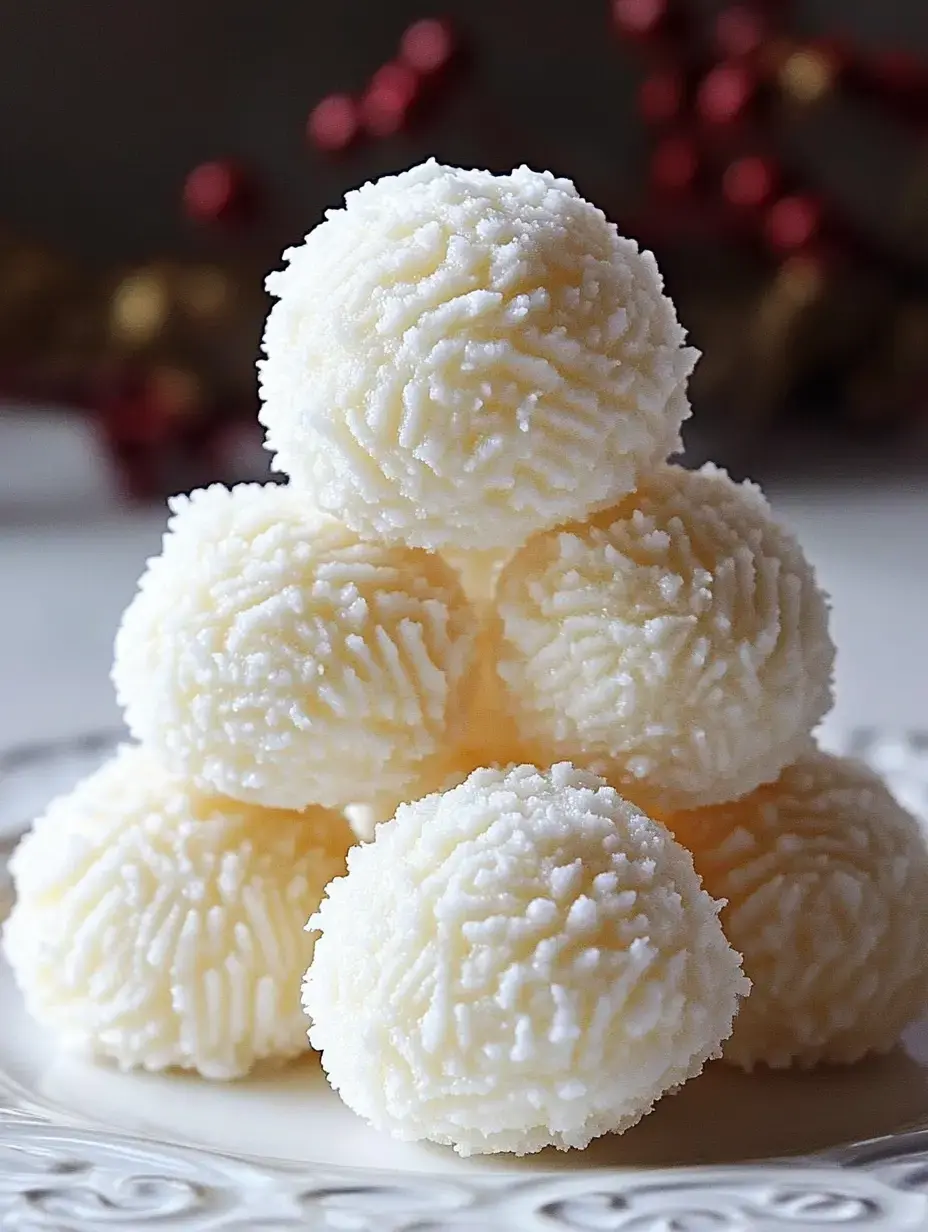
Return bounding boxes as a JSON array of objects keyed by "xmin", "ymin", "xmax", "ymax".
[
  {"xmin": 258, "ymin": 161, "xmax": 698, "ymax": 551},
  {"xmin": 112, "ymin": 482, "xmax": 480, "ymax": 811},
  {"xmin": 669, "ymin": 749, "xmax": 928, "ymax": 1071},
  {"xmin": 491, "ymin": 463, "xmax": 835, "ymax": 811},
  {"xmin": 2, "ymin": 745, "xmax": 352, "ymax": 1079},
  {"xmin": 303, "ymin": 763, "xmax": 748, "ymax": 1156}
]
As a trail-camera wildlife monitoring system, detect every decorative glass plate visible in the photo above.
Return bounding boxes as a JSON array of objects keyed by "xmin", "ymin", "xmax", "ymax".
[{"xmin": 2, "ymin": 730, "xmax": 928, "ymax": 1230}]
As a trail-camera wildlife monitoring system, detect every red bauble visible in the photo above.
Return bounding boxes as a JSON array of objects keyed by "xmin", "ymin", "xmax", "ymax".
[
  {"xmin": 651, "ymin": 134, "xmax": 699, "ymax": 193},
  {"xmin": 612, "ymin": 0, "xmax": 669, "ymax": 42},
  {"xmin": 722, "ymin": 155, "xmax": 778, "ymax": 209},
  {"xmin": 399, "ymin": 18, "xmax": 456, "ymax": 74},
  {"xmin": 714, "ymin": 5, "xmax": 766, "ymax": 59},
  {"xmin": 638, "ymin": 68, "xmax": 685, "ymax": 125},
  {"xmin": 764, "ymin": 194, "xmax": 823, "ymax": 252},
  {"xmin": 307, "ymin": 94, "xmax": 359, "ymax": 152},
  {"xmin": 697, "ymin": 61, "xmax": 756, "ymax": 125},
  {"xmin": 183, "ymin": 161, "xmax": 254, "ymax": 225},
  {"xmin": 360, "ymin": 62, "xmax": 420, "ymax": 137}
]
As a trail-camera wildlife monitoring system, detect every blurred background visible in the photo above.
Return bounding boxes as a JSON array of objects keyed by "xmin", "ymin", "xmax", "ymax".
[
  {"xmin": 3, "ymin": 0, "xmax": 928, "ymax": 502},
  {"xmin": 1, "ymin": 0, "xmax": 927, "ymax": 754}
]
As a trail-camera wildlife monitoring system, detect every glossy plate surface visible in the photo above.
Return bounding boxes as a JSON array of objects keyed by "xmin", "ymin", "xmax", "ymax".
[{"xmin": 2, "ymin": 730, "xmax": 928, "ymax": 1230}]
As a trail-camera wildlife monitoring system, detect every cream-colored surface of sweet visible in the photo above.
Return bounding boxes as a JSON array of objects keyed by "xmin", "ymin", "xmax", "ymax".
[
  {"xmin": 303, "ymin": 762, "xmax": 748, "ymax": 1155},
  {"xmin": 345, "ymin": 637, "xmax": 528, "ymax": 838},
  {"xmin": 441, "ymin": 546, "xmax": 512, "ymax": 604},
  {"xmin": 112, "ymin": 483, "xmax": 480, "ymax": 810},
  {"xmin": 669, "ymin": 749, "xmax": 928, "ymax": 1069},
  {"xmin": 259, "ymin": 160, "xmax": 697, "ymax": 551},
  {"xmin": 2, "ymin": 745, "xmax": 352, "ymax": 1079},
  {"xmin": 493, "ymin": 463, "xmax": 835, "ymax": 811}
]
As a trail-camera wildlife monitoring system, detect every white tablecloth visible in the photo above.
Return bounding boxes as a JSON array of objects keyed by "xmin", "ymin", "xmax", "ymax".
[{"xmin": 2, "ymin": 411, "xmax": 926, "ymax": 752}]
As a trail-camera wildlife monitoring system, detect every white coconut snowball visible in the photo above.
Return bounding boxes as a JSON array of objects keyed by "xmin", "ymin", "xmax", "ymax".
[
  {"xmin": 669, "ymin": 750, "xmax": 928, "ymax": 1069},
  {"xmin": 304, "ymin": 763, "xmax": 748, "ymax": 1155},
  {"xmin": 3, "ymin": 746, "xmax": 352, "ymax": 1079},
  {"xmin": 259, "ymin": 160, "xmax": 697, "ymax": 551},
  {"xmin": 112, "ymin": 483, "xmax": 480, "ymax": 810},
  {"xmin": 493, "ymin": 464, "xmax": 835, "ymax": 811}
]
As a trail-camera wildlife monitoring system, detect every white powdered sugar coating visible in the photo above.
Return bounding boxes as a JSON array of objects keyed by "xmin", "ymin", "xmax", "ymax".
[
  {"xmin": 112, "ymin": 483, "xmax": 480, "ymax": 810},
  {"xmin": 303, "ymin": 763, "xmax": 748, "ymax": 1156},
  {"xmin": 259, "ymin": 160, "xmax": 697, "ymax": 550},
  {"xmin": 2, "ymin": 746, "xmax": 352, "ymax": 1079},
  {"xmin": 493, "ymin": 464, "xmax": 835, "ymax": 811},
  {"xmin": 670, "ymin": 749, "xmax": 928, "ymax": 1070}
]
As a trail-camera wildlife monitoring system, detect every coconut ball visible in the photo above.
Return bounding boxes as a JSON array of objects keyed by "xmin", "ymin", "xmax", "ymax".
[
  {"xmin": 669, "ymin": 749, "xmax": 928, "ymax": 1070},
  {"xmin": 112, "ymin": 483, "xmax": 480, "ymax": 810},
  {"xmin": 304, "ymin": 763, "xmax": 748, "ymax": 1155},
  {"xmin": 259, "ymin": 160, "xmax": 697, "ymax": 551},
  {"xmin": 344, "ymin": 635, "xmax": 528, "ymax": 839},
  {"xmin": 492, "ymin": 463, "xmax": 835, "ymax": 812},
  {"xmin": 3, "ymin": 745, "xmax": 352, "ymax": 1079}
]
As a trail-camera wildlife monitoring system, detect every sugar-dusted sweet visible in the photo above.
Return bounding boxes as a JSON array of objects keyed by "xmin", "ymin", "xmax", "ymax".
[
  {"xmin": 3, "ymin": 745, "xmax": 352, "ymax": 1079},
  {"xmin": 344, "ymin": 636, "xmax": 529, "ymax": 839},
  {"xmin": 492, "ymin": 463, "xmax": 835, "ymax": 811},
  {"xmin": 668, "ymin": 749, "xmax": 928, "ymax": 1069},
  {"xmin": 259, "ymin": 160, "xmax": 697, "ymax": 551},
  {"xmin": 303, "ymin": 763, "xmax": 748, "ymax": 1155},
  {"xmin": 112, "ymin": 482, "xmax": 480, "ymax": 810}
]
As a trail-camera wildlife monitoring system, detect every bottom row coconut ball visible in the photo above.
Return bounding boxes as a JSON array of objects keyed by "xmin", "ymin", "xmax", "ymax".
[
  {"xmin": 669, "ymin": 749, "xmax": 928, "ymax": 1071},
  {"xmin": 3, "ymin": 749, "xmax": 928, "ymax": 1156},
  {"xmin": 305, "ymin": 762, "xmax": 749, "ymax": 1155},
  {"xmin": 3, "ymin": 746, "xmax": 352, "ymax": 1080}
]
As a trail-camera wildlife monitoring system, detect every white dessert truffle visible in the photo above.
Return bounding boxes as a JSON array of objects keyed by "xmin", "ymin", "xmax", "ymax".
[
  {"xmin": 304, "ymin": 763, "xmax": 748, "ymax": 1155},
  {"xmin": 112, "ymin": 483, "xmax": 480, "ymax": 810},
  {"xmin": 344, "ymin": 637, "xmax": 529, "ymax": 839},
  {"xmin": 259, "ymin": 160, "xmax": 697, "ymax": 551},
  {"xmin": 492, "ymin": 463, "xmax": 835, "ymax": 812},
  {"xmin": 669, "ymin": 750, "xmax": 928, "ymax": 1069},
  {"xmin": 3, "ymin": 745, "xmax": 352, "ymax": 1079}
]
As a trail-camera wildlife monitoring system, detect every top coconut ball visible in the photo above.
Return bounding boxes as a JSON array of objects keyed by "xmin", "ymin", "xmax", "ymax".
[{"xmin": 259, "ymin": 160, "xmax": 697, "ymax": 551}]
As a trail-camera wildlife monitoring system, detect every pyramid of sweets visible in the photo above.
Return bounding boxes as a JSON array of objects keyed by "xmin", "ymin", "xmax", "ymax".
[{"xmin": 6, "ymin": 161, "xmax": 928, "ymax": 1156}]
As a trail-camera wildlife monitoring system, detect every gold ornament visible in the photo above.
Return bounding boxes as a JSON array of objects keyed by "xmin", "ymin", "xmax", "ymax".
[
  {"xmin": 179, "ymin": 266, "xmax": 234, "ymax": 323},
  {"xmin": 779, "ymin": 48, "xmax": 837, "ymax": 105},
  {"xmin": 110, "ymin": 268, "xmax": 171, "ymax": 346}
]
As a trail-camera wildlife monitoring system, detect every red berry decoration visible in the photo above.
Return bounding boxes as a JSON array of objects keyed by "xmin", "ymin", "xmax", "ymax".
[
  {"xmin": 399, "ymin": 18, "xmax": 456, "ymax": 74},
  {"xmin": 183, "ymin": 161, "xmax": 254, "ymax": 225},
  {"xmin": 360, "ymin": 62, "xmax": 420, "ymax": 137},
  {"xmin": 307, "ymin": 94, "xmax": 359, "ymax": 152},
  {"xmin": 723, "ymin": 155, "xmax": 778, "ymax": 209},
  {"xmin": 639, "ymin": 68, "xmax": 685, "ymax": 125},
  {"xmin": 765, "ymin": 194, "xmax": 823, "ymax": 252},
  {"xmin": 612, "ymin": 0, "xmax": 670, "ymax": 41},
  {"xmin": 697, "ymin": 61, "xmax": 756, "ymax": 125},
  {"xmin": 714, "ymin": 5, "xmax": 766, "ymax": 59}
]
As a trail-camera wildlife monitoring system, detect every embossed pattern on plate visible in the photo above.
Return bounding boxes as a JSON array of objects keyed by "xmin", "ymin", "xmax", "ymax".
[{"xmin": 0, "ymin": 729, "xmax": 927, "ymax": 1230}]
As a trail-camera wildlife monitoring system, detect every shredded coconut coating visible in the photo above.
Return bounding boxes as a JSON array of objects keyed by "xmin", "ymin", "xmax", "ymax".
[
  {"xmin": 492, "ymin": 464, "xmax": 835, "ymax": 811},
  {"xmin": 669, "ymin": 749, "xmax": 928, "ymax": 1070},
  {"xmin": 112, "ymin": 483, "xmax": 480, "ymax": 810},
  {"xmin": 3, "ymin": 746, "xmax": 352, "ymax": 1079},
  {"xmin": 259, "ymin": 160, "xmax": 697, "ymax": 551},
  {"xmin": 346, "ymin": 636, "xmax": 528, "ymax": 838},
  {"xmin": 304, "ymin": 763, "xmax": 748, "ymax": 1155}
]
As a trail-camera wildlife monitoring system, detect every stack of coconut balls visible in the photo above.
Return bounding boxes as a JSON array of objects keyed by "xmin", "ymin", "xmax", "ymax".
[{"xmin": 6, "ymin": 161, "xmax": 928, "ymax": 1157}]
